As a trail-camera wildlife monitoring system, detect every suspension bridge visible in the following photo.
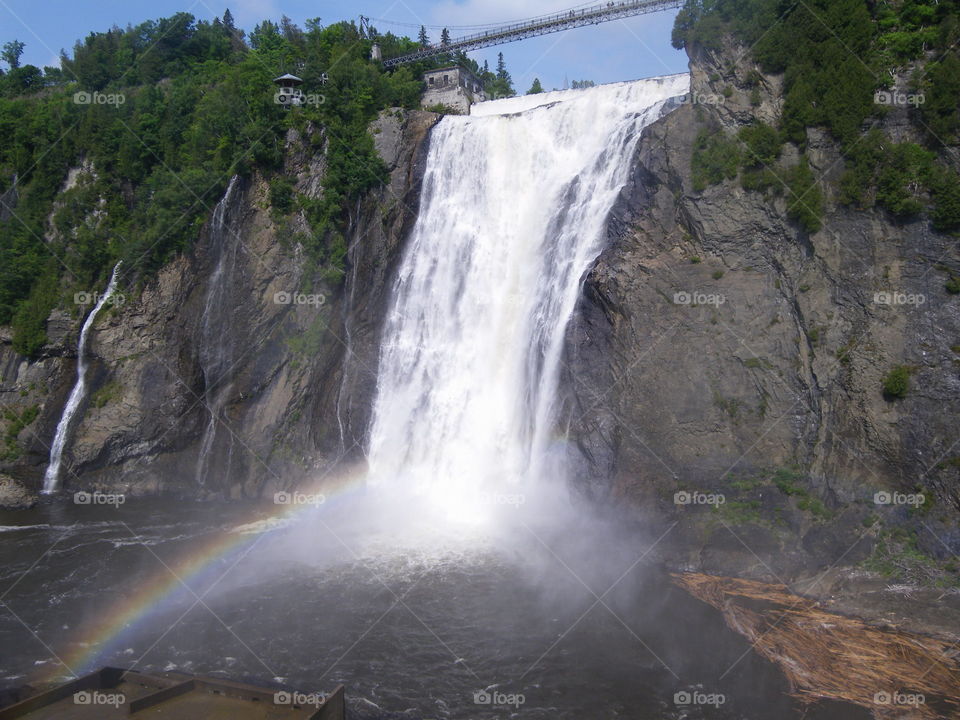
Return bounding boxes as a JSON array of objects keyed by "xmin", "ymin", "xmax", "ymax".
[{"xmin": 372, "ymin": 0, "xmax": 684, "ymax": 68}]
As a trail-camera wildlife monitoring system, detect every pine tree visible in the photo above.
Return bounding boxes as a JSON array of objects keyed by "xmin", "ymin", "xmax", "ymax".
[
  {"xmin": 527, "ymin": 78, "xmax": 544, "ymax": 95},
  {"xmin": 491, "ymin": 52, "xmax": 514, "ymax": 97},
  {"xmin": 440, "ymin": 28, "xmax": 450, "ymax": 46},
  {"xmin": 418, "ymin": 25, "xmax": 429, "ymax": 46},
  {"xmin": 222, "ymin": 9, "xmax": 235, "ymax": 30}
]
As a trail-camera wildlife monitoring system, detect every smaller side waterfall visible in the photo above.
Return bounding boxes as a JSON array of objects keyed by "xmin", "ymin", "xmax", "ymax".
[
  {"xmin": 195, "ymin": 176, "xmax": 241, "ymax": 487},
  {"xmin": 42, "ymin": 262, "xmax": 123, "ymax": 493}
]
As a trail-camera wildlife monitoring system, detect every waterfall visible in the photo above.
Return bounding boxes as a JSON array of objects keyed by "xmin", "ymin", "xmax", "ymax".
[
  {"xmin": 42, "ymin": 262, "xmax": 123, "ymax": 493},
  {"xmin": 195, "ymin": 175, "xmax": 241, "ymax": 488},
  {"xmin": 366, "ymin": 75, "xmax": 688, "ymax": 522}
]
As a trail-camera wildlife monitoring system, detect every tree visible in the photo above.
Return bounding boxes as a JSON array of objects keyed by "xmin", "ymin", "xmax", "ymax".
[
  {"xmin": 418, "ymin": 25, "xmax": 429, "ymax": 46},
  {"xmin": 527, "ymin": 78, "xmax": 544, "ymax": 94},
  {"xmin": 488, "ymin": 51, "xmax": 514, "ymax": 97},
  {"xmin": 222, "ymin": 8, "xmax": 235, "ymax": 30},
  {"xmin": 281, "ymin": 15, "xmax": 304, "ymax": 47},
  {"xmin": 440, "ymin": 28, "xmax": 450, "ymax": 46},
  {"xmin": 2, "ymin": 40, "xmax": 25, "ymax": 69}
]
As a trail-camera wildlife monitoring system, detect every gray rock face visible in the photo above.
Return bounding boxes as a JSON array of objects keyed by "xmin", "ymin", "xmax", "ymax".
[
  {"xmin": 0, "ymin": 110, "xmax": 439, "ymax": 498},
  {"xmin": 563, "ymin": 42, "xmax": 960, "ymax": 589}
]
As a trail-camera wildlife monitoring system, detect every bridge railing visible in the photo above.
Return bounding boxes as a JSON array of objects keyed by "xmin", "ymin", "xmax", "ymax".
[{"xmin": 381, "ymin": 0, "xmax": 683, "ymax": 67}]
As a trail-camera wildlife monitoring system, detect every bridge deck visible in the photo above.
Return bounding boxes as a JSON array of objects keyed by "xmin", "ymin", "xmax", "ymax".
[{"xmin": 381, "ymin": 0, "xmax": 684, "ymax": 68}]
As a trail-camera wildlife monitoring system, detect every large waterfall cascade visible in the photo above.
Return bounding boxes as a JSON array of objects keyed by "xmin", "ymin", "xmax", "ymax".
[
  {"xmin": 195, "ymin": 175, "xmax": 241, "ymax": 487},
  {"xmin": 365, "ymin": 75, "xmax": 689, "ymax": 524},
  {"xmin": 42, "ymin": 262, "xmax": 124, "ymax": 493}
]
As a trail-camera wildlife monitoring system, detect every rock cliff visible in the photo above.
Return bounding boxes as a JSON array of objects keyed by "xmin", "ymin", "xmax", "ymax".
[
  {"xmin": 564, "ymin": 40, "xmax": 960, "ymax": 627},
  {"xmin": 0, "ymin": 110, "xmax": 438, "ymax": 500}
]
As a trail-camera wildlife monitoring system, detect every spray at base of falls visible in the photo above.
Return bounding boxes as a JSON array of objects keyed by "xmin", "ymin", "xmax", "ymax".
[
  {"xmin": 365, "ymin": 74, "xmax": 689, "ymax": 525},
  {"xmin": 195, "ymin": 175, "xmax": 241, "ymax": 488},
  {"xmin": 42, "ymin": 262, "xmax": 123, "ymax": 494}
]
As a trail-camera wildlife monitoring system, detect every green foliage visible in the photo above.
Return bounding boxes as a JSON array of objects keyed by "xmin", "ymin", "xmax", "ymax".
[
  {"xmin": 526, "ymin": 78, "xmax": 544, "ymax": 95},
  {"xmin": 882, "ymin": 365, "xmax": 911, "ymax": 399},
  {"xmin": 865, "ymin": 528, "xmax": 959, "ymax": 588},
  {"xmin": 269, "ymin": 176, "xmax": 296, "ymax": 214},
  {"xmin": 487, "ymin": 52, "xmax": 515, "ymax": 98},
  {"xmin": 875, "ymin": 143, "xmax": 934, "ymax": 219},
  {"xmin": 11, "ymin": 271, "xmax": 58, "ymax": 357},
  {"xmin": 772, "ymin": 465, "xmax": 805, "ymax": 496},
  {"xmin": 784, "ymin": 157, "xmax": 823, "ymax": 233},
  {"xmin": 919, "ymin": 53, "xmax": 960, "ymax": 144},
  {"xmin": 738, "ymin": 122, "xmax": 781, "ymax": 167},
  {"xmin": 1, "ymin": 40, "xmax": 25, "ymax": 69},
  {"xmin": 928, "ymin": 164, "xmax": 960, "ymax": 233},
  {"xmin": 673, "ymin": 0, "xmax": 960, "ymax": 233},
  {"xmin": 0, "ymin": 13, "xmax": 431, "ymax": 336},
  {"xmin": 738, "ymin": 122, "xmax": 783, "ymax": 193},
  {"xmin": 1, "ymin": 404, "xmax": 38, "ymax": 460},
  {"xmin": 90, "ymin": 380, "xmax": 122, "ymax": 408},
  {"xmin": 286, "ymin": 313, "xmax": 328, "ymax": 357},
  {"xmin": 691, "ymin": 129, "xmax": 740, "ymax": 191}
]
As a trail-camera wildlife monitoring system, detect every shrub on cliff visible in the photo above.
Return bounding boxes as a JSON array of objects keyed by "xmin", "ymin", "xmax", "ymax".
[
  {"xmin": 882, "ymin": 365, "xmax": 911, "ymax": 400},
  {"xmin": 691, "ymin": 129, "xmax": 740, "ymax": 191},
  {"xmin": 785, "ymin": 158, "xmax": 823, "ymax": 233}
]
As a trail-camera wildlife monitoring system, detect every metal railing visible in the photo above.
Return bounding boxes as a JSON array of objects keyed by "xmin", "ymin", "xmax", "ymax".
[{"xmin": 381, "ymin": 0, "xmax": 684, "ymax": 68}]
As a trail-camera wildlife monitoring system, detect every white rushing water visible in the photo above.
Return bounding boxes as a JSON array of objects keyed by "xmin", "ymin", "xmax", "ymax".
[
  {"xmin": 195, "ymin": 175, "xmax": 240, "ymax": 488},
  {"xmin": 42, "ymin": 262, "xmax": 123, "ymax": 493},
  {"xmin": 366, "ymin": 75, "xmax": 689, "ymax": 524}
]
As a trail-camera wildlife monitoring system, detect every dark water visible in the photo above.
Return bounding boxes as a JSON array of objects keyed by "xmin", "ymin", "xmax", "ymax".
[{"xmin": 0, "ymin": 498, "xmax": 869, "ymax": 719}]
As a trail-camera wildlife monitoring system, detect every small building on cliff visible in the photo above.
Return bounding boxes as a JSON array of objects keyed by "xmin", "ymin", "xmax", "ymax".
[{"xmin": 421, "ymin": 66, "xmax": 486, "ymax": 114}]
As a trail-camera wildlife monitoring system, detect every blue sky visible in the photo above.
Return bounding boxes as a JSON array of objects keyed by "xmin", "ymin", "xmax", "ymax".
[{"xmin": 1, "ymin": 0, "xmax": 688, "ymax": 91}]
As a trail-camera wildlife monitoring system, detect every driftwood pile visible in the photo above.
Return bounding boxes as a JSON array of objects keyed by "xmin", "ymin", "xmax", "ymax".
[{"xmin": 673, "ymin": 573, "xmax": 960, "ymax": 719}]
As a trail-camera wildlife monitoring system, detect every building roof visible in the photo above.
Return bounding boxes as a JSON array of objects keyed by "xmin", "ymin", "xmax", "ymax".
[{"xmin": 273, "ymin": 73, "xmax": 303, "ymax": 84}]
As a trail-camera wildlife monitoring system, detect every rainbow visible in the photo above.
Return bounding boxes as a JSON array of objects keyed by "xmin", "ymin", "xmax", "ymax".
[{"xmin": 45, "ymin": 468, "xmax": 369, "ymax": 683}]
